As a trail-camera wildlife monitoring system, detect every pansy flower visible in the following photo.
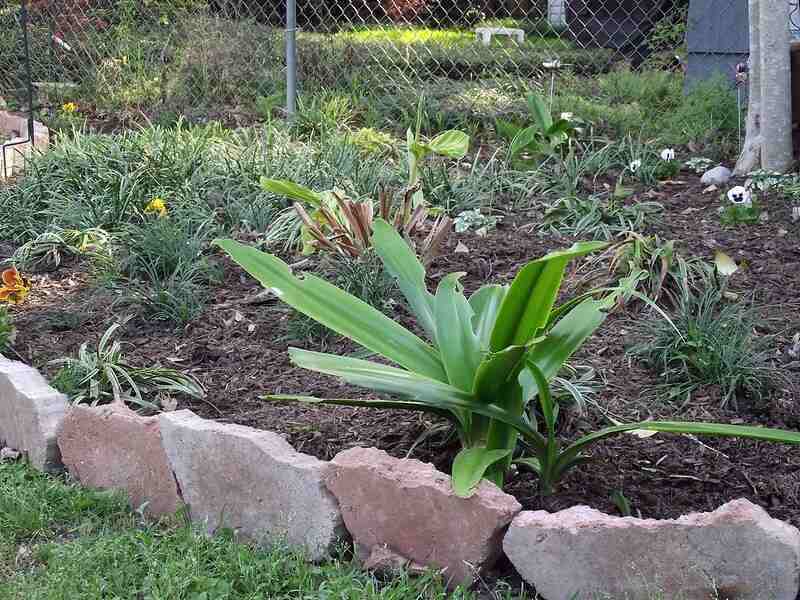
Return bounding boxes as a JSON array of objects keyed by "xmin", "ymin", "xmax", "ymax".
[{"xmin": 727, "ymin": 186, "xmax": 752, "ymax": 206}]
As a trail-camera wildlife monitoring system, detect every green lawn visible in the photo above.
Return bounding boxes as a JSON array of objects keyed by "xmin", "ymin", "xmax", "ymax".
[
  {"xmin": 336, "ymin": 25, "xmax": 573, "ymax": 50},
  {"xmin": 0, "ymin": 462, "xmax": 520, "ymax": 599}
]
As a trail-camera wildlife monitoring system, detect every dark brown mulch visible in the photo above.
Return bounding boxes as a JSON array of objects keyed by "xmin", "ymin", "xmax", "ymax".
[{"xmin": 6, "ymin": 176, "xmax": 800, "ymax": 529}]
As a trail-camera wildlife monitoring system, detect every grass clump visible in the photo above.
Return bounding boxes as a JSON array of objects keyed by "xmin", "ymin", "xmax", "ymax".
[{"xmin": 628, "ymin": 286, "xmax": 789, "ymax": 409}]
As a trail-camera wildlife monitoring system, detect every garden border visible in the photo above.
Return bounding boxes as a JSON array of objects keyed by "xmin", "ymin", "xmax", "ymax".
[{"xmin": 1, "ymin": 353, "xmax": 799, "ymax": 599}]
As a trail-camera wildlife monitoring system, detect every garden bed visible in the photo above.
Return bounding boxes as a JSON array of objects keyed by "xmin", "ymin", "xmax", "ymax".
[{"xmin": 4, "ymin": 175, "xmax": 799, "ymax": 525}]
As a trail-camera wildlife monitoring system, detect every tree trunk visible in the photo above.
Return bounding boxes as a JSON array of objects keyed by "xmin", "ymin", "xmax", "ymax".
[
  {"xmin": 759, "ymin": 0, "xmax": 793, "ymax": 172},
  {"xmin": 734, "ymin": 0, "xmax": 761, "ymax": 175}
]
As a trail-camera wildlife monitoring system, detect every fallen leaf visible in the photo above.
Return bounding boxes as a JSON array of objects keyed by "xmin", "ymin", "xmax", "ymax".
[{"xmin": 626, "ymin": 429, "xmax": 660, "ymax": 439}]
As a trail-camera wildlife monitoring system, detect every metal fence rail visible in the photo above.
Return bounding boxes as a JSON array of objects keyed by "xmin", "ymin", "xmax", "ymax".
[{"xmin": 1, "ymin": 0, "xmax": 690, "ymax": 125}]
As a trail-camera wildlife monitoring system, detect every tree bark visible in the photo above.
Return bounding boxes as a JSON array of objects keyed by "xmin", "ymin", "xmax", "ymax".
[
  {"xmin": 735, "ymin": 0, "xmax": 761, "ymax": 175},
  {"xmin": 759, "ymin": 0, "xmax": 793, "ymax": 172}
]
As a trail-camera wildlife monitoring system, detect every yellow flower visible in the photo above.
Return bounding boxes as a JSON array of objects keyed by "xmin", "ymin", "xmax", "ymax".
[
  {"xmin": 144, "ymin": 197, "xmax": 168, "ymax": 217},
  {"xmin": 0, "ymin": 267, "xmax": 31, "ymax": 305},
  {"xmin": 61, "ymin": 102, "xmax": 78, "ymax": 113}
]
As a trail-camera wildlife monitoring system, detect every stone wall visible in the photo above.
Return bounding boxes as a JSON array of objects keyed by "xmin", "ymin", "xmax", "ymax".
[{"xmin": 1, "ymin": 354, "xmax": 799, "ymax": 599}]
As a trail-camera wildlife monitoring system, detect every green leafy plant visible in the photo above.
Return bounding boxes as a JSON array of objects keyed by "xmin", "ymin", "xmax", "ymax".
[
  {"xmin": 50, "ymin": 321, "xmax": 205, "ymax": 411},
  {"xmin": 216, "ymin": 221, "xmax": 800, "ymax": 496},
  {"xmin": 260, "ymin": 180, "xmax": 451, "ymax": 264},
  {"xmin": 112, "ymin": 217, "xmax": 217, "ymax": 325},
  {"xmin": 291, "ymin": 93, "xmax": 358, "ymax": 139},
  {"xmin": 653, "ymin": 160, "xmax": 681, "ymax": 181},
  {"xmin": 497, "ymin": 91, "xmax": 581, "ymax": 165},
  {"xmin": 581, "ymin": 232, "xmax": 713, "ymax": 307},
  {"xmin": 0, "ymin": 305, "xmax": 15, "ymax": 352},
  {"xmin": 406, "ymin": 99, "xmax": 470, "ymax": 202},
  {"xmin": 9, "ymin": 227, "xmax": 110, "ymax": 273},
  {"xmin": 685, "ymin": 157, "xmax": 714, "ymax": 174},
  {"xmin": 720, "ymin": 201, "xmax": 762, "ymax": 226},
  {"xmin": 542, "ymin": 195, "xmax": 663, "ymax": 240},
  {"xmin": 349, "ymin": 127, "xmax": 399, "ymax": 158},
  {"xmin": 627, "ymin": 286, "xmax": 789, "ymax": 409},
  {"xmin": 118, "ymin": 263, "xmax": 207, "ymax": 326},
  {"xmin": 453, "ymin": 209, "xmax": 500, "ymax": 235},
  {"xmin": 747, "ymin": 169, "xmax": 792, "ymax": 192}
]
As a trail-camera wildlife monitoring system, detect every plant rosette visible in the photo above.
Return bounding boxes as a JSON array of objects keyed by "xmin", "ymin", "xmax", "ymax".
[
  {"xmin": 453, "ymin": 209, "xmax": 500, "ymax": 236},
  {"xmin": 685, "ymin": 157, "xmax": 714, "ymax": 175}
]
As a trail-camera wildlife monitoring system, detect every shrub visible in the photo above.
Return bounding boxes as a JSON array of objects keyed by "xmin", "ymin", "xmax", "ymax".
[
  {"xmin": 597, "ymin": 68, "xmax": 681, "ymax": 112},
  {"xmin": 118, "ymin": 263, "xmax": 208, "ymax": 327},
  {"xmin": 113, "ymin": 216, "xmax": 216, "ymax": 325},
  {"xmin": 119, "ymin": 217, "xmax": 211, "ymax": 283},
  {"xmin": 551, "ymin": 93, "xmax": 647, "ymax": 139},
  {"xmin": 0, "ymin": 124, "xmax": 291, "ymax": 245},
  {"xmin": 349, "ymin": 128, "xmax": 400, "ymax": 158},
  {"xmin": 291, "ymin": 93, "xmax": 359, "ymax": 139},
  {"xmin": 3, "ymin": 125, "xmax": 222, "ymax": 233},
  {"xmin": 627, "ymin": 287, "xmax": 789, "ymax": 409}
]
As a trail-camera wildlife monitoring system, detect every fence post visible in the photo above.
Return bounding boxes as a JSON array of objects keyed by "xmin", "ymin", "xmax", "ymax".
[
  {"xmin": 286, "ymin": 0, "xmax": 297, "ymax": 118},
  {"xmin": 21, "ymin": 0, "xmax": 35, "ymax": 141}
]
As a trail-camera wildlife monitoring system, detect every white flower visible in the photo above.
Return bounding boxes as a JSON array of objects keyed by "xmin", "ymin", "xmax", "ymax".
[
  {"xmin": 660, "ymin": 148, "xmax": 675, "ymax": 161},
  {"xmin": 727, "ymin": 186, "xmax": 752, "ymax": 206},
  {"xmin": 560, "ymin": 112, "xmax": 574, "ymax": 121},
  {"xmin": 628, "ymin": 159, "xmax": 642, "ymax": 173}
]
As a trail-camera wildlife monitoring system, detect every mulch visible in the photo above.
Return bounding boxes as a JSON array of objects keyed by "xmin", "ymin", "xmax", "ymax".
[{"xmin": 5, "ymin": 175, "xmax": 800, "ymax": 528}]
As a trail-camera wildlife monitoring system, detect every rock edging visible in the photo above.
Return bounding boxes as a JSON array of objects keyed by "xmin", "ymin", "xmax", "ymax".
[
  {"xmin": 504, "ymin": 500, "xmax": 800, "ymax": 600},
  {"xmin": 57, "ymin": 402, "xmax": 181, "ymax": 517},
  {"xmin": 1, "ymin": 355, "xmax": 799, "ymax": 598},
  {"xmin": 325, "ymin": 446, "xmax": 521, "ymax": 587},
  {"xmin": 159, "ymin": 410, "xmax": 345, "ymax": 562},
  {"xmin": 0, "ymin": 354, "xmax": 68, "ymax": 472}
]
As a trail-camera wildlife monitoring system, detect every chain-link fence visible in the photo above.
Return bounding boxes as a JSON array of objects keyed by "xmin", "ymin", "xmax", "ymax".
[{"xmin": 1, "ymin": 0, "xmax": 690, "ymax": 126}]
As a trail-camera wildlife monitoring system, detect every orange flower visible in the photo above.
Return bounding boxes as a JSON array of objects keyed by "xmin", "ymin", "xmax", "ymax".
[{"xmin": 0, "ymin": 267, "xmax": 31, "ymax": 305}]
